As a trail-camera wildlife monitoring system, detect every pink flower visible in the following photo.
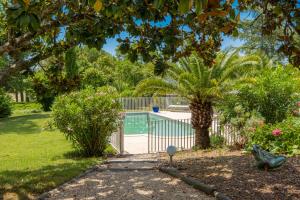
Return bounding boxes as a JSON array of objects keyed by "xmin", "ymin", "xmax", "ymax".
[
  {"xmin": 272, "ymin": 129, "xmax": 282, "ymax": 136},
  {"xmin": 297, "ymin": 102, "xmax": 300, "ymax": 107}
]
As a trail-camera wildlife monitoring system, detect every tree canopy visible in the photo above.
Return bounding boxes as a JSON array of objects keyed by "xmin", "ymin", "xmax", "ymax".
[{"xmin": 0, "ymin": 0, "xmax": 299, "ymax": 84}]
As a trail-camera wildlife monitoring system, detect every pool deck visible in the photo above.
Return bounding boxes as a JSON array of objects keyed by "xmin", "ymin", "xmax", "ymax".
[
  {"xmin": 124, "ymin": 111, "xmax": 191, "ymax": 154},
  {"xmin": 151, "ymin": 111, "xmax": 191, "ymax": 120},
  {"xmin": 124, "ymin": 135, "xmax": 149, "ymax": 154}
]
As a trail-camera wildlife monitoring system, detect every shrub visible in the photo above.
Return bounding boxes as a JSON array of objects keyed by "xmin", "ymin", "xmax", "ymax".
[
  {"xmin": 210, "ymin": 135, "xmax": 225, "ymax": 148},
  {"xmin": 248, "ymin": 117, "xmax": 300, "ymax": 156},
  {"xmin": 52, "ymin": 86, "xmax": 121, "ymax": 156},
  {"xmin": 218, "ymin": 67, "xmax": 300, "ymax": 126},
  {"xmin": 0, "ymin": 89, "xmax": 12, "ymax": 118},
  {"xmin": 31, "ymin": 72, "xmax": 56, "ymax": 111},
  {"xmin": 237, "ymin": 67, "xmax": 300, "ymax": 124},
  {"xmin": 81, "ymin": 67, "xmax": 107, "ymax": 89}
]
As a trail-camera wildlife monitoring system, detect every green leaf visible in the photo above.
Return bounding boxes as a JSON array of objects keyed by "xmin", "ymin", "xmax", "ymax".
[
  {"xmin": 202, "ymin": 0, "xmax": 208, "ymax": 9},
  {"xmin": 7, "ymin": 7, "xmax": 25, "ymax": 20},
  {"xmin": 195, "ymin": 0, "xmax": 202, "ymax": 15},
  {"xmin": 154, "ymin": 0, "xmax": 164, "ymax": 9},
  {"xmin": 229, "ymin": 9, "xmax": 235, "ymax": 19},
  {"xmin": 273, "ymin": 6, "xmax": 282, "ymax": 15},
  {"xmin": 179, "ymin": 0, "xmax": 190, "ymax": 14},
  {"xmin": 232, "ymin": 29, "xmax": 239, "ymax": 37},
  {"xmin": 19, "ymin": 14, "xmax": 30, "ymax": 27},
  {"xmin": 29, "ymin": 14, "xmax": 40, "ymax": 31}
]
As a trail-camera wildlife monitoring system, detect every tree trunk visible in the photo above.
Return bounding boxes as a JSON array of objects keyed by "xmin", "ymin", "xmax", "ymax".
[
  {"xmin": 20, "ymin": 91, "xmax": 24, "ymax": 102},
  {"xmin": 15, "ymin": 92, "xmax": 18, "ymax": 103},
  {"xmin": 190, "ymin": 99, "xmax": 213, "ymax": 149}
]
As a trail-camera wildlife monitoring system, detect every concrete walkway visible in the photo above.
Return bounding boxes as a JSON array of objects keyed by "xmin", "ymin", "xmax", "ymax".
[{"xmin": 41, "ymin": 154, "xmax": 213, "ymax": 200}]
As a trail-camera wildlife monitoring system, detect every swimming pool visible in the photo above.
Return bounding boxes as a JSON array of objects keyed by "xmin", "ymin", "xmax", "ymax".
[{"xmin": 124, "ymin": 112, "xmax": 193, "ymax": 136}]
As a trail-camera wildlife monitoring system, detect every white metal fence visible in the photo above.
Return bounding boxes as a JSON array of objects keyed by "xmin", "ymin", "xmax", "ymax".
[
  {"xmin": 110, "ymin": 97, "xmax": 243, "ymax": 154},
  {"xmin": 119, "ymin": 96, "xmax": 189, "ymax": 111},
  {"xmin": 148, "ymin": 116, "xmax": 242, "ymax": 153},
  {"xmin": 148, "ymin": 119, "xmax": 194, "ymax": 153},
  {"xmin": 211, "ymin": 115, "xmax": 242, "ymax": 146}
]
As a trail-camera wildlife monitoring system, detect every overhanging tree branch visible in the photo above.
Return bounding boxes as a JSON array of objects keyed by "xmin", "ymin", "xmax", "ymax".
[
  {"xmin": 0, "ymin": 20, "xmax": 60, "ymax": 56},
  {"xmin": 0, "ymin": 43, "xmax": 76, "ymax": 84}
]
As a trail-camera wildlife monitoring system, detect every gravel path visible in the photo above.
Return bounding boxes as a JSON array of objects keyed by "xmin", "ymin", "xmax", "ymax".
[{"xmin": 41, "ymin": 154, "xmax": 213, "ymax": 200}]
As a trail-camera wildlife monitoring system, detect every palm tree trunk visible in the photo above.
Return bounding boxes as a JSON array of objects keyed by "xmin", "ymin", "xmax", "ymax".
[{"xmin": 190, "ymin": 99, "xmax": 213, "ymax": 149}]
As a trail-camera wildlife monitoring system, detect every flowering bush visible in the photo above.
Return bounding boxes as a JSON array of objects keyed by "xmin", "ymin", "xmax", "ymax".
[
  {"xmin": 52, "ymin": 86, "xmax": 121, "ymax": 156},
  {"xmin": 272, "ymin": 129, "xmax": 282, "ymax": 136},
  {"xmin": 248, "ymin": 117, "xmax": 300, "ymax": 156}
]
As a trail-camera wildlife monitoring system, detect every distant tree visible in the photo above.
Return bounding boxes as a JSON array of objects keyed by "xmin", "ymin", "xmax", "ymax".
[
  {"xmin": 0, "ymin": 88, "xmax": 12, "ymax": 118},
  {"xmin": 76, "ymin": 46, "xmax": 154, "ymax": 94},
  {"xmin": 31, "ymin": 48, "xmax": 80, "ymax": 111}
]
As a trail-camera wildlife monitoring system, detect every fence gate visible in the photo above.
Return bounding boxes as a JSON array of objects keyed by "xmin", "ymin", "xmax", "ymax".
[{"xmin": 109, "ymin": 117, "xmax": 125, "ymax": 154}]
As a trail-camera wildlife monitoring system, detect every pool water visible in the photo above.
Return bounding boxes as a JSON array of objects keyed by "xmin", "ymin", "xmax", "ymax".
[
  {"xmin": 124, "ymin": 113, "xmax": 161, "ymax": 135},
  {"xmin": 124, "ymin": 112, "xmax": 193, "ymax": 136}
]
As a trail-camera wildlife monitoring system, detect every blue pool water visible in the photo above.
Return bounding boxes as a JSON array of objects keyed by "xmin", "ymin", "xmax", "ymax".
[{"xmin": 124, "ymin": 112, "xmax": 193, "ymax": 136}]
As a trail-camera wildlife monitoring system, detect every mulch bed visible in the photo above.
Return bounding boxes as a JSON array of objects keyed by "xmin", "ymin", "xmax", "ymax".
[{"xmin": 159, "ymin": 150, "xmax": 300, "ymax": 200}]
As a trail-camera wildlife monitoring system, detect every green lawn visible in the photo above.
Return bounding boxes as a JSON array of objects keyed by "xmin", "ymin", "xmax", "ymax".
[{"xmin": 0, "ymin": 108, "xmax": 101, "ymax": 199}]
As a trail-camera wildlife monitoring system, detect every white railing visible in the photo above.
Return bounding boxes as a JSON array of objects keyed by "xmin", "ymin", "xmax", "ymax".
[
  {"xmin": 115, "ymin": 97, "xmax": 243, "ymax": 154},
  {"xmin": 211, "ymin": 115, "xmax": 242, "ymax": 146},
  {"xmin": 109, "ymin": 116, "xmax": 125, "ymax": 154},
  {"xmin": 119, "ymin": 96, "xmax": 189, "ymax": 111},
  {"xmin": 147, "ymin": 115, "xmax": 242, "ymax": 153}
]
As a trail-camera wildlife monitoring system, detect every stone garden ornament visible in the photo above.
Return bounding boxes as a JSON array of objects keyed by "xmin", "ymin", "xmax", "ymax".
[{"xmin": 252, "ymin": 144, "xmax": 286, "ymax": 170}]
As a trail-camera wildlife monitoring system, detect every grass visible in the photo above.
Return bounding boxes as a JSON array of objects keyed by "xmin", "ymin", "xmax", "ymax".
[{"xmin": 0, "ymin": 104, "xmax": 102, "ymax": 199}]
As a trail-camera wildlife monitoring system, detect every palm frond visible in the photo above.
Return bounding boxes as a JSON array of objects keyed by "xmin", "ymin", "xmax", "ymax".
[
  {"xmin": 135, "ymin": 78, "xmax": 177, "ymax": 96},
  {"xmin": 134, "ymin": 51, "xmax": 263, "ymax": 103}
]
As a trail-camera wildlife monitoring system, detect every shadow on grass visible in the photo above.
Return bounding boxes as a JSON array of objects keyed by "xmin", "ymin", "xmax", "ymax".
[
  {"xmin": 63, "ymin": 150, "xmax": 85, "ymax": 159},
  {"xmin": 174, "ymin": 153, "xmax": 300, "ymax": 200},
  {"xmin": 61, "ymin": 144, "xmax": 118, "ymax": 160},
  {"xmin": 0, "ymin": 113, "xmax": 50, "ymax": 135},
  {"xmin": 0, "ymin": 161, "xmax": 97, "ymax": 200}
]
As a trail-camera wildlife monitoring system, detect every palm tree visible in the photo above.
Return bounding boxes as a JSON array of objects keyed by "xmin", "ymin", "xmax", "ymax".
[{"xmin": 136, "ymin": 52, "xmax": 254, "ymax": 149}]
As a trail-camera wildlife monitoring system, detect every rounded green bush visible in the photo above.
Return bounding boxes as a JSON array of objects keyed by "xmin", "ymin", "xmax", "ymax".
[
  {"xmin": 0, "ymin": 89, "xmax": 12, "ymax": 118},
  {"xmin": 248, "ymin": 117, "xmax": 300, "ymax": 156},
  {"xmin": 52, "ymin": 86, "xmax": 122, "ymax": 156}
]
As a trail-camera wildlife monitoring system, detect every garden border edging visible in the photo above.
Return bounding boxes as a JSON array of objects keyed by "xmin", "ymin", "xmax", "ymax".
[{"xmin": 159, "ymin": 167, "xmax": 232, "ymax": 200}]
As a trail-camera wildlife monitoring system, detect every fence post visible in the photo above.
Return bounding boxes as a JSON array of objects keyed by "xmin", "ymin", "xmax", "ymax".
[
  {"xmin": 147, "ymin": 112, "xmax": 150, "ymax": 153},
  {"xmin": 120, "ymin": 114, "xmax": 125, "ymax": 154}
]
